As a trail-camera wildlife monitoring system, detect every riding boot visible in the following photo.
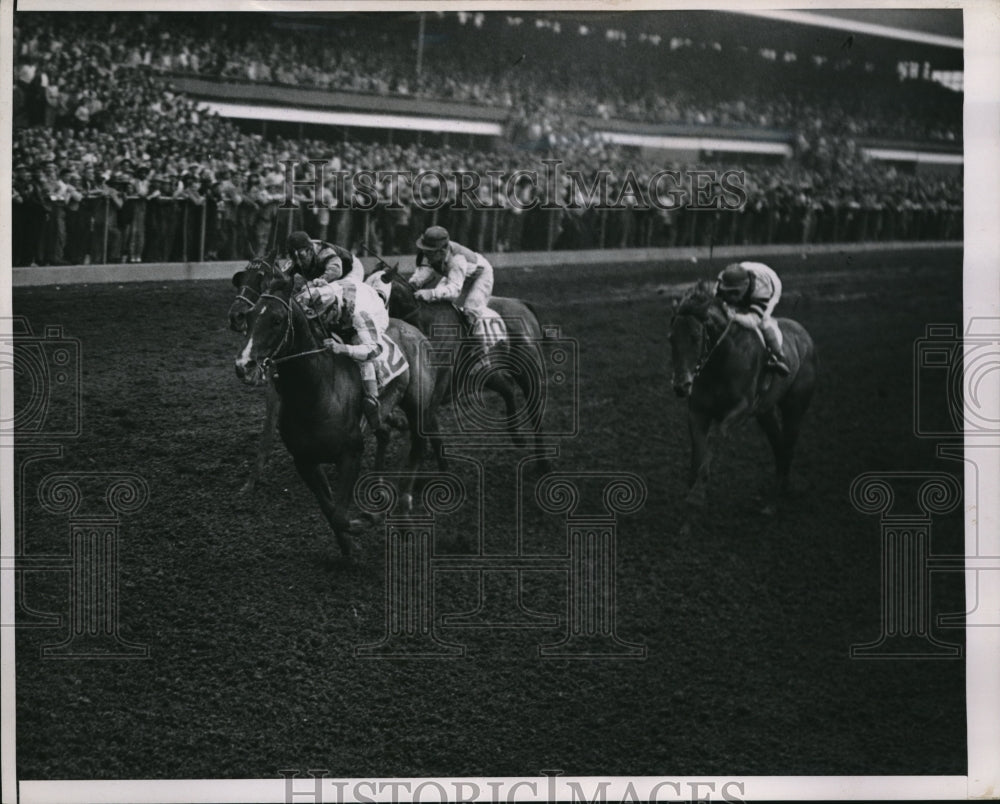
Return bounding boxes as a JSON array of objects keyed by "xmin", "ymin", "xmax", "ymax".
[
  {"xmin": 362, "ymin": 379, "xmax": 384, "ymax": 433},
  {"xmin": 760, "ymin": 323, "xmax": 791, "ymax": 376}
]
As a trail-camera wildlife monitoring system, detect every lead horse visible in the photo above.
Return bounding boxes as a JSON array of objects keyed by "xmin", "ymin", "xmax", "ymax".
[
  {"xmin": 669, "ymin": 280, "xmax": 817, "ymax": 522},
  {"xmin": 229, "ymin": 252, "xmax": 282, "ymax": 494},
  {"xmin": 372, "ymin": 264, "xmax": 555, "ymax": 473},
  {"xmin": 234, "ymin": 274, "xmax": 444, "ymax": 560}
]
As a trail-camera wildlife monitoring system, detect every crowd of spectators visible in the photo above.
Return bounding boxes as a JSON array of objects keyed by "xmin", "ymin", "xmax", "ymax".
[
  {"xmin": 12, "ymin": 11, "xmax": 963, "ymax": 266},
  {"xmin": 15, "ymin": 12, "xmax": 962, "ymax": 143}
]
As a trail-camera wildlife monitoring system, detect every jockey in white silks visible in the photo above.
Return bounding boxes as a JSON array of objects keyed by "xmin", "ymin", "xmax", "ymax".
[
  {"xmin": 408, "ymin": 225, "xmax": 497, "ymax": 354},
  {"xmin": 295, "ymin": 278, "xmax": 391, "ymax": 433},
  {"xmin": 715, "ymin": 261, "xmax": 791, "ymax": 376}
]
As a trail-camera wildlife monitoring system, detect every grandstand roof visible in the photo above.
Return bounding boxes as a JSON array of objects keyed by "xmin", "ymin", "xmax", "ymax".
[{"xmin": 277, "ymin": 9, "xmax": 964, "ymax": 71}]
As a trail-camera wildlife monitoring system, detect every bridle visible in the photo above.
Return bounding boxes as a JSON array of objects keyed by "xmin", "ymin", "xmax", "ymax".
[
  {"xmin": 673, "ymin": 308, "xmax": 733, "ymax": 381},
  {"xmin": 253, "ymin": 293, "xmax": 331, "ymax": 375},
  {"xmin": 233, "ymin": 283, "xmax": 261, "ymax": 310},
  {"xmin": 233, "ymin": 261, "xmax": 274, "ymax": 310}
]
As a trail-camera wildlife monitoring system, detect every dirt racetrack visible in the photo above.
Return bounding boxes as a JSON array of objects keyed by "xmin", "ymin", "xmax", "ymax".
[{"xmin": 14, "ymin": 247, "xmax": 966, "ymax": 780}]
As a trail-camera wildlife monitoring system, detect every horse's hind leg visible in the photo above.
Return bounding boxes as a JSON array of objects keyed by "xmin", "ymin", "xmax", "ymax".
[
  {"xmin": 293, "ymin": 457, "xmax": 354, "ymax": 560},
  {"xmin": 483, "ymin": 371, "xmax": 530, "ymax": 449},
  {"xmin": 509, "ymin": 354, "xmax": 553, "ymax": 475},
  {"xmin": 777, "ymin": 388, "xmax": 814, "ymax": 497},
  {"xmin": 755, "ymin": 408, "xmax": 788, "ymax": 515}
]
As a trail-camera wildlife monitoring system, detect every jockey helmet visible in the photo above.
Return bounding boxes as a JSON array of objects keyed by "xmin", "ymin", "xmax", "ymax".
[
  {"xmin": 287, "ymin": 231, "xmax": 313, "ymax": 254},
  {"xmin": 416, "ymin": 225, "xmax": 449, "ymax": 252},
  {"xmin": 717, "ymin": 263, "xmax": 750, "ymax": 295}
]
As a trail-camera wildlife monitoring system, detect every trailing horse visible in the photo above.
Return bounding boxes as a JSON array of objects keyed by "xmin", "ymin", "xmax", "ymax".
[
  {"xmin": 669, "ymin": 280, "xmax": 817, "ymax": 520},
  {"xmin": 370, "ymin": 265, "xmax": 555, "ymax": 473},
  {"xmin": 234, "ymin": 275, "xmax": 444, "ymax": 560}
]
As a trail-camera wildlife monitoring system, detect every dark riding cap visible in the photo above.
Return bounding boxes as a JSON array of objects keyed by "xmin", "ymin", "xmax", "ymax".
[
  {"xmin": 287, "ymin": 231, "xmax": 313, "ymax": 253},
  {"xmin": 416, "ymin": 225, "xmax": 449, "ymax": 251},
  {"xmin": 717, "ymin": 263, "xmax": 750, "ymax": 293}
]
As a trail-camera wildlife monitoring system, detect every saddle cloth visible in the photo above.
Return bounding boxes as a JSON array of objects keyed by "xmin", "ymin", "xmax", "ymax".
[
  {"xmin": 464, "ymin": 306, "xmax": 507, "ymax": 348},
  {"xmin": 373, "ymin": 332, "xmax": 408, "ymax": 392}
]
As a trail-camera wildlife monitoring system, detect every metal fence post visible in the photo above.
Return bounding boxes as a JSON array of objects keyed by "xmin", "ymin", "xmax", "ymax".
[
  {"xmin": 199, "ymin": 203, "xmax": 207, "ymax": 262},
  {"xmin": 102, "ymin": 197, "xmax": 110, "ymax": 265},
  {"xmin": 182, "ymin": 204, "xmax": 189, "ymax": 262}
]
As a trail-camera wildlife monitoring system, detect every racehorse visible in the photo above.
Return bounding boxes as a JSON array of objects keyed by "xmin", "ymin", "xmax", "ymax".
[
  {"xmin": 229, "ymin": 251, "xmax": 283, "ymax": 495},
  {"xmin": 372, "ymin": 265, "xmax": 555, "ymax": 473},
  {"xmin": 234, "ymin": 274, "xmax": 444, "ymax": 560},
  {"xmin": 668, "ymin": 280, "xmax": 817, "ymax": 520}
]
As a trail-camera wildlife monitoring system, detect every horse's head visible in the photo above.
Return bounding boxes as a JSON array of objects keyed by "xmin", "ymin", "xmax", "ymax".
[
  {"xmin": 229, "ymin": 250, "xmax": 279, "ymax": 333},
  {"xmin": 234, "ymin": 274, "xmax": 296, "ymax": 386},
  {"xmin": 377, "ymin": 264, "xmax": 421, "ymax": 323},
  {"xmin": 668, "ymin": 280, "xmax": 729, "ymax": 397}
]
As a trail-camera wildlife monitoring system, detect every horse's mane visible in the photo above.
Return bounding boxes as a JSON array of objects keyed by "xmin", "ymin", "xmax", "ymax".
[
  {"xmin": 676, "ymin": 280, "xmax": 727, "ymax": 329},
  {"xmin": 263, "ymin": 274, "xmax": 294, "ymax": 296}
]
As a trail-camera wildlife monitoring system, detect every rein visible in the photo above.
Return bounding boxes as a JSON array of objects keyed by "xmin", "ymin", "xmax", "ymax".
[
  {"xmin": 694, "ymin": 316, "xmax": 733, "ymax": 377},
  {"xmin": 255, "ymin": 292, "xmax": 344, "ymax": 372}
]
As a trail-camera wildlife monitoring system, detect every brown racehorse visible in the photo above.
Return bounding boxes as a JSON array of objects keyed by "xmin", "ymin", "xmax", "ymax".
[
  {"xmin": 669, "ymin": 280, "xmax": 817, "ymax": 522},
  {"xmin": 234, "ymin": 275, "xmax": 444, "ymax": 560},
  {"xmin": 371, "ymin": 265, "xmax": 556, "ymax": 474},
  {"xmin": 229, "ymin": 251, "xmax": 282, "ymax": 494}
]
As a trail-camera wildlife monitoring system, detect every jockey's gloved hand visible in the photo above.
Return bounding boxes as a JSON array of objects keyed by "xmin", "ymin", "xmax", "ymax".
[
  {"xmin": 415, "ymin": 289, "xmax": 435, "ymax": 302},
  {"xmin": 323, "ymin": 338, "xmax": 347, "ymax": 354}
]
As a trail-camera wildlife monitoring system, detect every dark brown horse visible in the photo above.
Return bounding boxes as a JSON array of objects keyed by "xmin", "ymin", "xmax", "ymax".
[
  {"xmin": 371, "ymin": 265, "xmax": 555, "ymax": 473},
  {"xmin": 234, "ymin": 275, "xmax": 444, "ymax": 559},
  {"xmin": 669, "ymin": 280, "xmax": 817, "ymax": 521},
  {"xmin": 229, "ymin": 252, "xmax": 282, "ymax": 494}
]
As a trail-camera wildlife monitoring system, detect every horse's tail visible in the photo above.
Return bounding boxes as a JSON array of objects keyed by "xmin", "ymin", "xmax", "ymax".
[{"xmin": 519, "ymin": 300, "xmax": 552, "ymax": 338}]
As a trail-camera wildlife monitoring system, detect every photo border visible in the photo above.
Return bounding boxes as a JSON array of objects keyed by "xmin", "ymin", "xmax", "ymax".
[{"xmin": 2, "ymin": 0, "xmax": 996, "ymax": 801}]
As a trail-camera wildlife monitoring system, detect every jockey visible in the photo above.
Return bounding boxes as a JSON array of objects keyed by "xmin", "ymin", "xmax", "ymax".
[
  {"xmin": 295, "ymin": 279, "xmax": 390, "ymax": 434},
  {"xmin": 409, "ymin": 225, "xmax": 495, "ymax": 348},
  {"xmin": 715, "ymin": 262, "xmax": 791, "ymax": 376},
  {"xmin": 285, "ymin": 230, "xmax": 365, "ymax": 292}
]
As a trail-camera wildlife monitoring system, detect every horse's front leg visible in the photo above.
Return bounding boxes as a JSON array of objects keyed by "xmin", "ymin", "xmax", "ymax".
[
  {"xmin": 294, "ymin": 456, "xmax": 355, "ymax": 561},
  {"xmin": 241, "ymin": 381, "xmax": 279, "ymax": 496},
  {"xmin": 686, "ymin": 409, "xmax": 714, "ymax": 509}
]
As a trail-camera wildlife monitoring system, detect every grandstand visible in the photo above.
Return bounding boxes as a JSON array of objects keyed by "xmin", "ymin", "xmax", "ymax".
[{"xmin": 12, "ymin": 9, "xmax": 962, "ymax": 266}]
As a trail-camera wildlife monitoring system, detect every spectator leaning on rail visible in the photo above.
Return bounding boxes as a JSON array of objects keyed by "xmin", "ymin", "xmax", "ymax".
[
  {"xmin": 296, "ymin": 279, "xmax": 391, "ymax": 435},
  {"xmin": 409, "ymin": 225, "xmax": 495, "ymax": 354},
  {"xmin": 715, "ymin": 261, "xmax": 791, "ymax": 376},
  {"xmin": 284, "ymin": 230, "xmax": 364, "ymax": 292}
]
